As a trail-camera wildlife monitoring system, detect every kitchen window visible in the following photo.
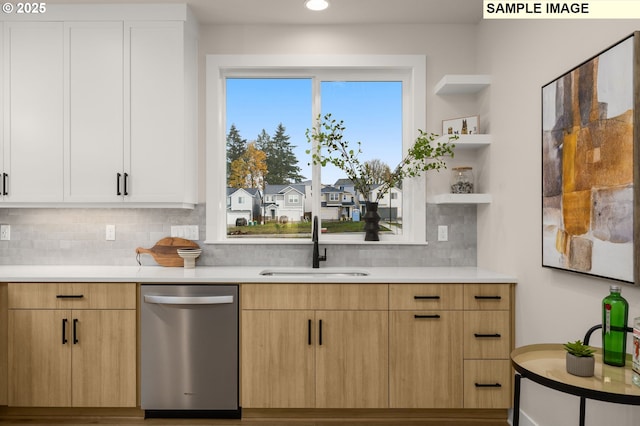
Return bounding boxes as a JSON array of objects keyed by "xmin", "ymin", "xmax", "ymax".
[{"xmin": 206, "ymin": 55, "xmax": 426, "ymax": 244}]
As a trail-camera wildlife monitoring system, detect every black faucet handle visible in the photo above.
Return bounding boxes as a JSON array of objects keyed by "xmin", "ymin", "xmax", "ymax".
[{"xmin": 319, "ymin": 248, "xmax": 327, "ymax": 262}]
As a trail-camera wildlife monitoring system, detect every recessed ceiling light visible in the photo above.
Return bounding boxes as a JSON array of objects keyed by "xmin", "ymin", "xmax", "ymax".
[{"xmin": 305, "ymin": 0, "xmax": 329, "ymax": 11}]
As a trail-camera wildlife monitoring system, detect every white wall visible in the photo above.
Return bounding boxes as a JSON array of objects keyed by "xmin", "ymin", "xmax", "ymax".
[{"xmin": 477, "ymin": 19, "xmax": 640, "ymax": 426}]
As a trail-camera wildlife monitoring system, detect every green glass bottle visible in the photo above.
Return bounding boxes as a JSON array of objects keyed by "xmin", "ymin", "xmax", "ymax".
[{"xmin": 603, "ymin": 285, "xmax": 629, "ymax": 367}]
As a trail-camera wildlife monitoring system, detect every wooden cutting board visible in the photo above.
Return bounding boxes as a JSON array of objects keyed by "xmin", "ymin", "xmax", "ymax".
[{"xmin": 135, "ymin": 237, "xmax": 200, "ymax": 267}]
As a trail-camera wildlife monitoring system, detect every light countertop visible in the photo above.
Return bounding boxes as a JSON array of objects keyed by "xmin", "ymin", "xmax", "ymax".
[{"xmin": 0, "ymin": 265, "xmax": 516, "ymax": 284}]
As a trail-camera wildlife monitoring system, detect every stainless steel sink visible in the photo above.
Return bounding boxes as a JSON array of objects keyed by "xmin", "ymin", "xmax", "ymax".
[{"xmin": 259, "ymin": 269, "xmax": 369, "ymax": 277}]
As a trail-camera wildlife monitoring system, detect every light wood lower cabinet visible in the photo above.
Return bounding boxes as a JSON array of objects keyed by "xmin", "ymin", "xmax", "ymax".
[
  {"xmin": 241, "ymin": 310, "xmax": 315, "ymax": 408},
  {"xmin": 389, "ymin": 283, "xmax": 514, "ymax": 409},
  {"xmin": 389, "ymin": 310, "xmax": 463, "ymax": 408},
  {"xmin": 242, "ymin": 282, "xmax": 514, "ymax": 411},
  {"xmin": 241, "ymin": 284, "xmax": 389, "ymax": 409},
  {"xmin": 7, "ymin": 283, "xmax": 137, "ymax": 407}
]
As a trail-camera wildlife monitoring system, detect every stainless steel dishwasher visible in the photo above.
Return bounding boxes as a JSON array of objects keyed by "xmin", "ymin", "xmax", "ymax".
[{"xmin": 140, "ymin": 284, "xmax": 239, "ymax": 419}]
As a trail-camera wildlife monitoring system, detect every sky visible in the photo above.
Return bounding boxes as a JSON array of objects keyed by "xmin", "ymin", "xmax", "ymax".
[{"xmin": 226, "ymin": 78, "xmax": 402, "ymax": 186}]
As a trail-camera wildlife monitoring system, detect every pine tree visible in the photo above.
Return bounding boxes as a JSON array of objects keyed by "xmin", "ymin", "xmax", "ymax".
[
  {"xmin": 226, "ymin": 124, "xmax": 247, "ymax": 180},
  {"xmin": 262, "ymin": 123, "xmax": 305, "ymax": 184}
]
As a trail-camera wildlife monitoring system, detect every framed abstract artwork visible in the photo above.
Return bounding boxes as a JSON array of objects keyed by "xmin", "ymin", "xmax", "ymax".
[{"xmin": 542, "ymin": 32, "xmax": 639, "ymax": 284}]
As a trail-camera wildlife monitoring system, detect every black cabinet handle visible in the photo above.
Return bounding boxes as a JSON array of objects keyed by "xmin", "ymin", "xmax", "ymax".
[
  {"xmin": 414, "ymin": 295, "xmax": 440, "ymax": 300},
  {"xmin": 73, "ymin": 319, "xmax": 79, "ymax": 344},
  {"xmin": 414, "ymin": 314, "xmax": 441, "ymax": 319},
  {"xmin": 474, "ymin": 333, "xmax": 502, "ymax": 338},
  {"xmin": 62, "ymin": 318, "xmax": 68, "ymax": 344},
  {"xmin": 2, "ymin": 173, "xmax": 7, "ymax": 195},
  {"xmin": 56, "ymin": 294, "xmax": 84, "ymax": 299},
  {"xmin": 475, "ymin": 383, "xmax": 502, "ymax": 388},
  {"xmin": 474, "ymin": 295, "xmax": 502, "ymax": 300},
  {"xmin": 318, "ymin": 319, "xmax": 323, "ymax": 346},
  {"xmin": 123, "ymin": 173, "xmax": 129, "ymax": 196},
  {"xmin": 117, "ymin": 173, "xmax": 122, "ymax": 196},
  {"xmin": 308, "ymin": 319, "xmax": 312, "ymax": 345}
]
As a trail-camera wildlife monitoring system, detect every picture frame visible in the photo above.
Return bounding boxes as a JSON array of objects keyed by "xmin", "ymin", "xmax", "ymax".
[
  {"xmin": 442, "ymin": 115, "xmax": 479, "ymax": 136},
  {"xmin": 541, "ymin": 32, "xmax": 639, "ymax": 284}
]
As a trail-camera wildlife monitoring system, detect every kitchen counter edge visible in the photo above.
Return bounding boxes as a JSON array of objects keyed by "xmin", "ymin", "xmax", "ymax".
[{"xmin": 0, "ymin": 265, "xmax": 516, "ymax": 284}]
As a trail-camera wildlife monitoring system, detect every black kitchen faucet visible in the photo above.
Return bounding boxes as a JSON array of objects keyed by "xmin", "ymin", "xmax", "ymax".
[{"xmin": 312, "ymin": 216, "xmax": 327, "ymax": 268}]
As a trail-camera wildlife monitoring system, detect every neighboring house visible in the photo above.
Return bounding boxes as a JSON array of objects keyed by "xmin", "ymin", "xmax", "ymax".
[
  {"xmin": 333, "ymin": 179, "xmax": 402, "ymax": 220},
  {"xmin": 263, "ymin": 184, "xmax": 306, "ymax": 223},
  {"xmin": 226, "ymin": 187, "xmax": 262, "ymax": 225},
  {"xmin": 365, "ymin": 185, "xmax": 402, "ymax": 220},
  {"xmin": 320, "ymin": 185, "xmax": 356, "ymax": 221}
]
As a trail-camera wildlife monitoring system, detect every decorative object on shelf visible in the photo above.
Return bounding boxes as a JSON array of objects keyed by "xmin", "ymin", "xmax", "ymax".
[
  {"xmin": 542, "ymin": 31, "xmax": 639, "ymax": 284},
  {"xmin": 563, "ymin": 340, "xmax": 595, "ymax": 377},
  {"xmin": 442, "ymin": 115, "xmax": 479, "ymax": 135},
  {"xmin": 450, "ymin": 166, "xmax": 474, "ymax": 194},
  {"xmin": 135, "ymin": 237, "xmax": 200, "ymax": 267},
  {"xmin": 306, "ymin": 113, "xmax": 456, "ymax": 241},
  {"xmin": 602, "ymin": 285, "xmax": 629, "ymax": 366}
]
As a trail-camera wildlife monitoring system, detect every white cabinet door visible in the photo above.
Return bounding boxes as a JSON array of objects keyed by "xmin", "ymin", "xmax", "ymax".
[
  {"xmin": 125, "ymin": 22, "xmax": 190, "ymax": 204},
  {"xmin": 64, "ymin": 22, "xmax": 124, "ymax": 203},
  {"xmin": 3, "ymin": 22, "xmax": 64, "ymax": 202}
]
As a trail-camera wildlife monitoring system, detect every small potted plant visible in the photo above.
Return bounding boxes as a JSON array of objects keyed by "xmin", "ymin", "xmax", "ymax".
[
  {"xmin": 564, "ymin": 340, "xmax": 595, "ymax": 377},
  {"xmin": 306, "ymin": 113, "xmax": 456, "ymax": 241}
]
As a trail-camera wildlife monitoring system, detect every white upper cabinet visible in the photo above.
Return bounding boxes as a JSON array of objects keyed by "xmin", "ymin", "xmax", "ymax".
[
  {"xmin": 2, "ymin": 22, "xmax": 64, "ymax": 203},
  {"xmin": 1, "ymin": 5, "xmax": 198, "ymax": 208},
  {"xmin": 125, "ymin": 21, "xmax": 195, "ymax": 205},
  {"xmin": 64, "ymin": 22, "xmax": 124, "ymax": 203}
]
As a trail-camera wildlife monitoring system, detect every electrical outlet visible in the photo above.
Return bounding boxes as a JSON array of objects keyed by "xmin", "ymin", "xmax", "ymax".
[
  {"xmin": 437, "ymin": 225, "xmax": 448, "ymax": 242},
  {"xmin": 0, "ymin": 224, "xmax": 10, "ymax": 241},
  {"xmin": 171, "ymin": 225, "xmax": 199, "ymax": 240},
  {"xmin": 106, "ymin": 224, "xmax": 116, "ymax": 241}
]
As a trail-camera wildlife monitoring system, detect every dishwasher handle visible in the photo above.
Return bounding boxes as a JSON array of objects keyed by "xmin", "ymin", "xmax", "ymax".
[{"xmin": 144, "ymin": 295, "xmax": 234, "ymax": 305}]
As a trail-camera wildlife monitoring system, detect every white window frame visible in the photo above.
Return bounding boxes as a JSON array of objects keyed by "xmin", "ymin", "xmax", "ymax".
[{"xmin": 205, "ymin": 54, "xmax": 426, "ymax": 244}]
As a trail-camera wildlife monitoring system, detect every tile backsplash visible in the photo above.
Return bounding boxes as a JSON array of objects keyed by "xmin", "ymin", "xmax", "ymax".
[{"xmin": 0, "ymin": 204, "xmax": 476, "ymax": 267}]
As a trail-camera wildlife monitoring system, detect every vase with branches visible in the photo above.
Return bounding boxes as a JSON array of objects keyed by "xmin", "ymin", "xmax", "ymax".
[{"xmin": 306, "ymin": 113, "xmax": 456, "ymax": 240}]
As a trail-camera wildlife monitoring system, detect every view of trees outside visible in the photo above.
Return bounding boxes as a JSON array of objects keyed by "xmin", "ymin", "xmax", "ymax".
[{"xmin": 225, "ymin": 78, "xmax": 402, "ymax": 238}]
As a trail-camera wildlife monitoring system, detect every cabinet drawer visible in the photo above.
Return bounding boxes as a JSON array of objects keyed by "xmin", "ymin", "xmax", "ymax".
[
  {"xmin": 463, "ymin": 284, "xmax": 511, "ymax": 310},
  {"xmin": 464, "ymin": 311, "xmax": 511, "ymax": 359},
  {"xmin": 8, "ymin": 283, "xmax": 136, "ymax": 309},
  {"xmin": 463, "ymin": 360, "xmax": 511, "ymax": 409},
  {"xmin": 242, "ymin": 284, "xmax": 313, "ymax": 310},
  {"xmin": 242, "ymin": 284, "xmax": 388, "ymax": 310},
  {"xmin": 389, "ymin": 284, "xmax": 463, "ymax": 310}
]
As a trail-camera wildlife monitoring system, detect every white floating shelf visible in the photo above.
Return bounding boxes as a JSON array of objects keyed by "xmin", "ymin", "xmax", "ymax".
[
  {"xmin": 436, "ymin": 134, "xmax": 491, "ymax": 149},
  {"xmin": 434, "ymin": 74, "xmax": 491, "ymax": 95},
  {"xmin": 429, "ymin": 193, "xmax": 492, "ymax": 205}
]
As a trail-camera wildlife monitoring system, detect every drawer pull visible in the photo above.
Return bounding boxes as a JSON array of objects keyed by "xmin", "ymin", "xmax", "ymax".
[
  {"xmin": 475, "ymin": 383, "xmax": 502, "ymax": 388},
  {"xmin": 62, "ymin": 318, "xmax": 68, "ymax": 344},
  {"xmin": 474, "ymin": 333, "xmax": 502, "ymax": 338},
  {"xmin": 414, "ymin": 314, "xmax": 441, "ymax": 319},
  {"xmin": 56, "ymin": 294, "xmax": 84, "ymax": 299},
  {"xmin": 73, "ymin": 318, "xmax": 79, "ymax": 344},
  {"xmin": 318, "ymin": 319, "xmax": 323, "ymax": 346},
  {"xmin": 308, "ymin": 319, "xmax": 312, "ymax": 346},
  {"xmin": 474, "ymin": 295, "xmax": 501, "ymax": 300},
  {"xmin": 414, "ymin": 295, "xmax": 440, "ymax": 300}
]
